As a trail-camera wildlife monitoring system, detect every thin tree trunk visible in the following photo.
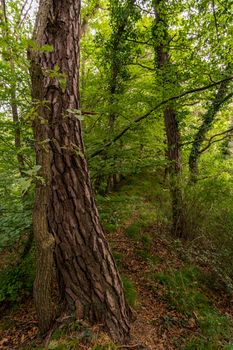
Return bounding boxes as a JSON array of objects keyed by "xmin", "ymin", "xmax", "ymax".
[
  {"xmin": 10, "ymin": 75, "xmax": 25, "ymax": 176},
  {"xmin": 164, "ymin": 107, "xmax": 186, "ymax": 238},
  {"xmin": 189, "ymin": 78, "xmax": 232, "ymax": 181},
  {"xmin": 104, "ymin": 3, "xmax": 136, "ymax": 192},
  {"xmin": 0, "ymin": 0, "xmax": 25, "ymax": 175},
  {"xmin": 30, "ymin": 0, "xmax": 131, "ymax": 342},
  {"xmin": 153, "ymin": 0, "xmax": 187, "ymax": 238}
]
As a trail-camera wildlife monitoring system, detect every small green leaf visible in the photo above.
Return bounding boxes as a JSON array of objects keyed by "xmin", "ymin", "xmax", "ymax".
[{"xmin": 39, "ymin": 44, "xmax": 54, "ymax": 52}]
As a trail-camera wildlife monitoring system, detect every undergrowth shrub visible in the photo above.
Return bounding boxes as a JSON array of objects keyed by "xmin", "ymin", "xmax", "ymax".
[
  {"xmin": 0, "ymin": 195, "xmax": 33, "ymax": 251},
  {"xmin": 0, "ymin": 253, "xmax": 35, "ymax": 304},
  {"xmin": 153, "ymin": 266, "xmax": 233, "ymax": 349},
  {"xmin": 185, "ymin": 174, "xmax": 233, "ymax": 291}
]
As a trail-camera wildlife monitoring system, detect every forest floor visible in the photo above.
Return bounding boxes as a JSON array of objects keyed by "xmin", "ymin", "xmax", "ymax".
[{"xmin": 0, "ymin": 174, "xmax": 233, "ymax": 349}]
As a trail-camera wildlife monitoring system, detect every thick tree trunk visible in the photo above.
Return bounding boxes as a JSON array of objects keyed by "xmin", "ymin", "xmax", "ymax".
[{"xmin": 30, "ymin": 0, "xmax": 131, "ymax": 343}]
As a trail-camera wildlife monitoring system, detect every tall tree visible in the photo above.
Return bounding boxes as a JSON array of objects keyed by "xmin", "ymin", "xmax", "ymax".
[
  {"xmin": 105, "ymin": 0, "xmax": 135, "ymax": 190},
  {"xmin": 0, "ymin": 0, "xmax": 26, "ymax": 175},
  {"xmin": 29, "ymin": 0, "xmax": 131, "ymax": 342},
  {"xmin": 152, "ymin": 0, "xmax": 187, "ymax": 238}
]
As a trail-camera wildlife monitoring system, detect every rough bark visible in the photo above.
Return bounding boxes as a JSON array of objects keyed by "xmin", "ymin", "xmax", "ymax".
[
  {"xmin": 29, "ymin": 0, "xmax": 55, "ymax": 328},
  {"xmin": 153, "ymin": 0, "xmax": 187, "ymax": 238},
  {"xmin": 30, "ymin": 0, "xmax": 131, "ymax": 342}
]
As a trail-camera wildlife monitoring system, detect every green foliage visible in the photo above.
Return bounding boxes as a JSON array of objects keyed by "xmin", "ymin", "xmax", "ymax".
[
  {"xmin": 111, "ymin": 250, "xmax": 124, "ymax": 268},
  {"xmin": 97, "ymin": 192, "xmax": 138, "ymax": 233},
  {"xmin": 135, "ymin": 249, "xmax": 160, "ymax": 267},
  {"xmin": 185, "ymin": 173, "xmax": 233, "ymax": 290},
  {"xmin": 121, "ymin": 275, "xmax": 137, "ymax": 307},
  {"xmin": 48, "ymin": 339, "xmax": 79, "ymax": 350},
  {"xmin": 155, "ymin": 266, "xmax": 205, "ymax": 314},
  {"xmin": 0, "ymin": 196, "xmax": 33, "ymax": 251},
  {"xmin": 125, "ymin": 221, "xmax": 141, "ymax": 240},
  {"xmin": 140, "ymin": 233, "xmax": 153, "ymax": 248},
  {"xmin": 0, "ymin": 254, "xmax": 35, "ymax": 304},
  {"xmin": 185, "ymin": 337, "xmax": 233, "ymax": 350},
  {"xmin": 153, "ymin": 266, "xmax": 233, "ymax": 348},
  {"xmin": 184, "ymin": 337, "xmax": 220, "ymax": 350},
  {"xmin": 1, "ymin": 1, "xmax": 233, "ymax": 348},
  {"xmin": 96, "ymin": 173, "xmax": 169, "ymax": 240},
  {"xmin": 46, "ymin": 321, "xmax": 93, "ymax": 350}
]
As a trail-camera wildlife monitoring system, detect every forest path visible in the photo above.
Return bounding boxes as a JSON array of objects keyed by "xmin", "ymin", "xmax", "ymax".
[
  {"xmin": 109, "ymin": 221, "xmax": 191, "ymax": 350},
  {"xmin": 0, "ymin": 174, "xmax": 233, "ymax": 349}
]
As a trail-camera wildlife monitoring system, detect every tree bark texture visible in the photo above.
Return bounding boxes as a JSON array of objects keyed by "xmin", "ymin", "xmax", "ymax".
[{"xmin": 30, "ymin": 0, "xmax": 131, "ymax": 342}]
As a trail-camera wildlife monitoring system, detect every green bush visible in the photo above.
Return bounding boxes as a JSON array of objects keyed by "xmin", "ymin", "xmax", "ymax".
[
  {"xmin": 185, "ymin": 175, "xmax": 233, "ymax": 290},
  {"xmin": 0, "ymin": 195, "xmax": 33, "ymax": 251},
  {"xmin": 0, "ymin": 254, "xmax": 35, "ymax": 304}
]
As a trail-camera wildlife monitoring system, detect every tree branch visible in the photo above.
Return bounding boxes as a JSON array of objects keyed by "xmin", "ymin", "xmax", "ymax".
[
  {"xmin": 91, "ymin": 75, "xmax": 233, "ymax": 157},
  {"xmin": 199, "ymin": 127, "xmax": 233, "ymax": 154},
  {"xmin": 129, "ymin": 62, "xmax": 155, "ymax": 71},
  {"xmin": 126, "ymin": 38, "xmax": 153, "ymax": 46}
]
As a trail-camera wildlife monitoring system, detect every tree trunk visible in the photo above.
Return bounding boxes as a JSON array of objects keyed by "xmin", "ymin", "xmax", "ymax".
[
  {"xmin": 30, "ymin": 0, "xmax": 131, "ymax": 343},
  {"xmin": 164, "ymin": 107, "xmax": 186, "ymax": 238},
  {"xmin": 189, "ymin": 78, "xmax": 231, "ymax": 182},
  {"xmin": 153, "ymin": 0, "xmax": 187, "ymax": 238},
  {"xmin": 0, "ymin": 0, "xmax": 25, "ymax": 175}
]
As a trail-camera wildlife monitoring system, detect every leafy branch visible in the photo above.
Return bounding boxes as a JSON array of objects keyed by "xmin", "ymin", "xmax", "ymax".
[
  {"xmin": 91, "ymin": 75, "xmax": 233, "ymax": 157},
  {"xmin": 199, "ymin": 127, "xmax": 233, "ymax": 154}
]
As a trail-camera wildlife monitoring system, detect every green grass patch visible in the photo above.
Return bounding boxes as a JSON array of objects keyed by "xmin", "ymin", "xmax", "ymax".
[
  {"xmin": 121, "ymin": 275, "xmax": 137, "ymax": 307},
  {"xmin": 125, "ymin": 221, "xmax": 141, "ymax": 240},
  {"xmin": 140, "ymin": 233, "xmax": 153, "ymax": 248},
  {"xmin": 97, "ymin": 193, "xmax": 140, "ymax": 233},
  {"xmin": 152, "ymin": 266, "xmax": 233, "ymax": 349},
  {"xmin": 135, "ymin": 249, "xmax": 160, "ymax": 266},
  {"xmin": 97, "ymin": 173, "xmax": 170, "ymax": 235},
  {"xmin": 112, "ymin": 250, "xmax": 124, "ymax": 268}
]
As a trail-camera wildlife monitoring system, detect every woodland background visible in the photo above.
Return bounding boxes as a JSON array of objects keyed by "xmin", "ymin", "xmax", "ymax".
[{"xmin": 0, "ymin": 0, "xmax": 233, "ymax": 349}]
